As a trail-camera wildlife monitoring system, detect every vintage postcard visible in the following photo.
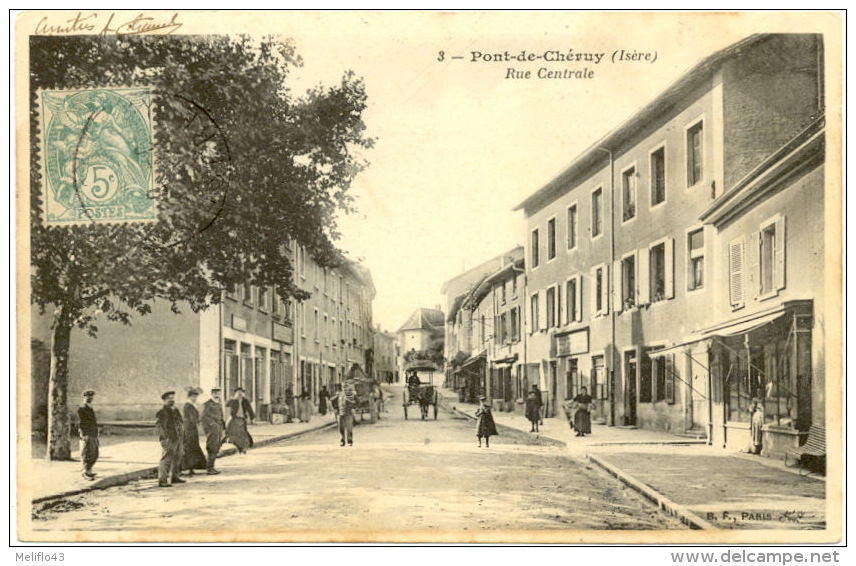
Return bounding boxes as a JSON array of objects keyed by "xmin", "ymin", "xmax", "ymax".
[{"xmin": 14, "ymin": 10, "xmax": 843, "ymax": 544}]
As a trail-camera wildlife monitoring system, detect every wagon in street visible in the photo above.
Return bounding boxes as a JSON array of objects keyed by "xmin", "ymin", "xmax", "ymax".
[{"xmin": 403, "ymin": 360, "xmax": 440, "ymax": 421}]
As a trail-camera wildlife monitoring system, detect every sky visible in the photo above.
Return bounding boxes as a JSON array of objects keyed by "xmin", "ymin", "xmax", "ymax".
[{"xmin": 273, "ymin": 12, "xmax": 814, "ymax": 332}]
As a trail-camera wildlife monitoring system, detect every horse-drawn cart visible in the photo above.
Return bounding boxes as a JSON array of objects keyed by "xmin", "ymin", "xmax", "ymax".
[{"xmin": 403, "ymin": 360, "xmax": 440, "ymax": 420}]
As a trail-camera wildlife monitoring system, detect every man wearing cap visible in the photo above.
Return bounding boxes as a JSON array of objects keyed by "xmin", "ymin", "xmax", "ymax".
[
  {"xmin": 200, "ymin": 387, "xmax": 225, "ymax": 474},
  {"xmin": 156, "ymin": 391, "xmax": 186, "ymax": 487},
  {"xmin": 335, "ymin": 381, "xmax": 357, "ymax": 447},
  {"xmin": 77, "ymin": 390, "xmax": 99, "ymax": 480}
]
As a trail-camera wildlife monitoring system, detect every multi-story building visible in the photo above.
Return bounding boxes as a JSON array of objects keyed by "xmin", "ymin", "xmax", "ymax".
[
  {"xmin": 396, "ymin": 307, "xmax": 444, "ymax": 380},
  {"xmin": 513, "ymin": 34, "xmax": 825, "ymax": 456},
  {"xmin": 444, "ymin": 247, "xmax": 525, "ymax": 405},
  {"xmin": 293, "ymin": 244, "xmax": 376, "ymax": 404},
  {"xmin": 441, "ymin": 250, "xmax": 522, "ymax": 394},
  {"xmin": 373, "ymin": 327, "xmax": 400, "ymax": 384}
]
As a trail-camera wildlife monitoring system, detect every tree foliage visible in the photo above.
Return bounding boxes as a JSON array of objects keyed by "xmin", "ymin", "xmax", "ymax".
[{"xmin": 29, "ymin": 34, "xmax": 372, "ymax": 458}]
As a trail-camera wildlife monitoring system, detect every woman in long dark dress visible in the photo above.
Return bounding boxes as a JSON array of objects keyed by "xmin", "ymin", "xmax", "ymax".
[
  {"xmin": 318, "ymin": 386, "xmax": 330, "ymax": 416},
  {"xmin": 181, "ymin": 388, "xmax": 207, "ymax": 474},
  {"xmin": 226, "ymin": 388, "xmax": 255, "ymax": 453},
  {"xmin": 572, "ymin": 386, "xmax": 594, "ymax": 437},
  {"xmin": 525, "ymin": 384, "xmax": 543, "ymax": 433},
  {"xmin": 475, "ymin": 396, "xmax": 498, "ymax": 448}
]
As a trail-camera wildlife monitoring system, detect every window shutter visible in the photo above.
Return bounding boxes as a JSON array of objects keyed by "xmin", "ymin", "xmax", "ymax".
[
  {"xmin": 665, "ymin": 354, "xmax": 676, "ymax": 404},
  {"xmin": 638, "ymin": 248, "xmax": 649, "ymax": 304},
  {"xmin": 576, "ymin": 276, "xmax": 584, "ymax": 322},
  {"xmin": 590, "ymin": 267, "xmax": 598, "ymax": 315},
  {"xmin": 540, "ymin": 292, "xmax": 547, "ymax": 331},
  {"xmin": 556, "ymin": 285, "xmax": 562, "ymax": 327},
  {"xmin": 602, "ymin": 265, "xmax": 610, "ymax": 315},
  {"xmin": 728, "ymin": 239, "xmax": 745, "ymax": 308},
  {"xmin": 775, "ymin": 216, "xmax": 786, "ymax": 291},
  {"xmin": 613, "ymin": 260, "xmax": 623, "ymax": 312},
  {"xmin": 665, "ymin": 237, "xmax": 675, "ymax": 299}
]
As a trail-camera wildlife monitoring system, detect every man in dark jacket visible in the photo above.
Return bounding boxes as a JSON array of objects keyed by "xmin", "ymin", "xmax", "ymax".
[
  {"xmin": 156, "ymin": 391, "xmax": 186, "ymax": 487},
  {"xmin": 77, "ymin": 390, "xmax": 99, "ymax": 480},
  {"xmin": 200, "ymin": 387, "xmax": 225, "ymax": 475}
]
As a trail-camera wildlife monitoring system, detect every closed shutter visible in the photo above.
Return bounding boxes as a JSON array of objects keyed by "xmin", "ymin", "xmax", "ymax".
[
  {"xmin": 613, "ymin": 260, "xmax": 623, "ymax": 312},
  {"xmin": 638, "ymin": 247, "xmax": 650, "ymax": 305},
  {"xmin": 540, "ymin": 292, "xmax": 547, "ymax": 331},
  {"xmin": 590, "ymin": 267, "xmax": 599, "ymax": 315},
  {"xmin": 556, "ymin": 284, "xmax": 562, "ymax": 327},
  {"xmin": 665, "ymin": 354, "xmax": 676, "ymax": 404},
  {"xmin": 728, "ymin": 239, "xmax": 745, "ymax": 308},
  {"xmin": 665, "ymin": 237, "xmax": 675, "ymax": 299},
  {"xmin": 576, "ymin": 276, "xmax": 584, "ymax": 322},
  {"xmin": 775, "ymin": 216, "xmax": 786, "ymax": 290},
  {"xmin": 601, "ymin": 265, "xmax": 610, "ymax": 315}
]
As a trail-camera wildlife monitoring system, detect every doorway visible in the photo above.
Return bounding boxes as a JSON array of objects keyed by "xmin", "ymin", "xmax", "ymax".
[{"xmin": 624, "ymin": 349, "xmax": 637, "ymax": 426}]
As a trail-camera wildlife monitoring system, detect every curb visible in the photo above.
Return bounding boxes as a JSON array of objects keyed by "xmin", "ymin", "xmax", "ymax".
[
  {"xmin": 586, "ymin": 453, "xmax": 714, "ymax": 530},
  {"xmin": 32, "ymin": 421, "xmax": 336, "ymax": 506}
]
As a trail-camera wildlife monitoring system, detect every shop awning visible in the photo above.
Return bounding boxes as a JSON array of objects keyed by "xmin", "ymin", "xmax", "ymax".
[
  {"xmin": 492, "ymin": 353, "xmax": 519, "ymax": 365},
  {"xmin": 701, "ymin": 311, "xmax": 787, "ymax": 339},
  {"xmin": 458, "ymin": 351, "xmax": 487, "ymax": 371}
]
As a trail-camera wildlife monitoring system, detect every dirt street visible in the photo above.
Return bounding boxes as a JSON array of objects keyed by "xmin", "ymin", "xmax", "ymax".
[{"xmin": 32, "ymin": 396, "xmax": 684, "ymax": 537}]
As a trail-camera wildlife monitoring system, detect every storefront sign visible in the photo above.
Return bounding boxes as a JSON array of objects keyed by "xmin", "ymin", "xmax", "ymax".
[
  {"xmin": 272, "ymin": 321, "xmax": 294, "ymax": 344},
  {"xmin": 231, "ymin": 315, "xmax": 247, "ymax": 332},
  {"xmin": 554, "ymin": 328, "xmax": 589, "ymax": 357}
]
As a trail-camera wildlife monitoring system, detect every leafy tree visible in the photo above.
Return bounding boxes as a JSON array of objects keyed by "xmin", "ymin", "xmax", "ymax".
[{"xmin": 29, "ymin": 35, "xmax": 372, "ymax": 459}]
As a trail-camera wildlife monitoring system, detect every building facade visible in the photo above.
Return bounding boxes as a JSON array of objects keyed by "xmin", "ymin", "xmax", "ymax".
[
  {"xmin": 31, "ymin": 243, "xmax": 375, "ymax": 428},
  {"xmin": 293, "ymin": 245, "xmax": 376, "ymax": 405},
  {"xmin": 373, "ymin": 328, "xmax": 400, "ymax": 384},
  {"xmin": 513, "ymin": 34, "xmax": 825, "ymax": 456}
]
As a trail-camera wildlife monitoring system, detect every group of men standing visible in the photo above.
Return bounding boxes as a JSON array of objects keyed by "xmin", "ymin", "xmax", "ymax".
[
  {"xmin": 76, "ymin": 368, "xmax": 367, "ymax": 485},
  {"xmin": 155, "ymin": 388, "xmax": 221, "ymax": 487},
  {"xmin": 77, "ymin": 386, "xmax": 243, "ymax": 488}
]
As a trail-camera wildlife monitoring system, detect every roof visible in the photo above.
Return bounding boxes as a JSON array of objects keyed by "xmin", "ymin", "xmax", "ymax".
[
  {"xmin": 440, "ymin": 247, "xmax": 523, "ymax": 294},
  {"xmin": 513, "ymin": 34, "xmax": 770, "ymax": 215},
  {"xmin": 397, "ymin": 307, "xmax": 445, "ymax": 333}
]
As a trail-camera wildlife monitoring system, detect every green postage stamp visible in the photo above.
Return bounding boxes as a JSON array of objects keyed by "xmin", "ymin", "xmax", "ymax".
[{"xmin": 38, "ymin": 87, "xmax": 157, "ymax": 226}]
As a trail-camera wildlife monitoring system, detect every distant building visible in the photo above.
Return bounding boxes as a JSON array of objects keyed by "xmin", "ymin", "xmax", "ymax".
[
  {"xmin": 373, "ymin": 327, "xmax": 400, "ymax": 384},
  {"xmin": 396, "ymin": 307, "xmax": 444, "ymax": 380},
  {"xmin": 442, "ymin": 247, "xmax": 525, "ymax": 405}
]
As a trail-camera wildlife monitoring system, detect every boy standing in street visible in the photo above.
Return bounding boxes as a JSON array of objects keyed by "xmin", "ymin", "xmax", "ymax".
[{"xmin": 77, "ymin": 390, "xmax": 99, "ymax": 481}]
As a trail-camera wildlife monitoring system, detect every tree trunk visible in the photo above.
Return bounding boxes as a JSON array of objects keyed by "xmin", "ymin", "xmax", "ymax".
[{"xmin": 46, "ymin": 314, "xmax": 73, "ymax": 460}]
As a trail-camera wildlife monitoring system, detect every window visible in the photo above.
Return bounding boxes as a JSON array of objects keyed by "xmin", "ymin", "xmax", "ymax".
[
  {"xmin": 728, "ymin": 238, "xmax": 745, "ymax": 309},
  {"xmin": 547, "ymin": 218, "xmax": 556, "ymax": 260},
  {"xmin": 640, "ymin": 349, "xmax": 653, "ymax": 403},
  {"xmin": 243, "ymin": 284, "xmax": 253, "ymax": 303},
  {"xmin": 530, "ymin": 293, "xmax": 540, "ymax": 332},
  {"xmin": 650, "ymin": 146, "xmax": 666, "ymax": 206},
  {"xmin": 650, "ymin": 243, "xmax": 666, "ymax": 302},
  {"xmin": 501, "ymin": 281, "xmax": 507, "ymax": 304},
  {"xmin": 687, "ymin": 121, "xmax": 703, "ymax": 186},
  {"xmin": 687, "ymin": 229, "xmax": 704, "ymax": 291},
  {"xmin": 272, "ymin": 288, "xmax": 280, "ymax": 314},
  {"xmin": 258, "ymin": 286, "xmax": 268, "ymax": 311},
  {"xmin": 512, "ymin": 275, "xmax": 518, "ymax": 296},
  {"xmin": 546, "ymin": 286, "xmax": 556, "ymax": 328},
  {"xmin": 313, "ymin": 308, "xmax": 319, "ymax": 341},
  {"xmin": 500, "ymin": 312, "xmax": 508, "ymax": 344},
  {"xmin": 480, "ymin": 314, "xmax": 486, "ymax": 345},
  {"xmin": 531, "ymin": 229, "xmax": 540, "ymax": 268},
  {"xmin": 592, "ymin": 188, "xmax": 603, "ymax": 237},
  {"xmin": 565, "ymin": 276, "xmax": 581, "ymax": 324},
  {"xmin": 298, "ymin": 246, "xmax": 306, "ymax": 278},
  {"xmin": 621, "ymin": 255, "xmax": 636, "ymax": 308},
  {"xmin": 622, "ymin": 166, "xmax": 637, "ymax": 221},
  {"xmin": 594, "ymin": 266, "xmax": 605, "ymax": 314},
  {"xmin": 759, "ymin": 217, "xmax": 786, "ymax": 295},
  {"xmin": 567, "ymin": 204, "xmax": 578, "ymax": 250},
  {"xmin": 510, "ymin": 308, "xmax": 519, "ymax": 342},
  {"xmin": 323, "ymin": 313, "xmax": 329, "ymax": 345},
  {"xmin": 654, "ymin": 355, "xmax": 667, "ymax": 402}
]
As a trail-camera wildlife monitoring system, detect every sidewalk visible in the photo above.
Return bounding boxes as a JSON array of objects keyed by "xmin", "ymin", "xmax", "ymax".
[
  {"xmin": 28, "ymin": 415, "xmax": 336, "ymax": 503},
  {"xmin": 442, "ymin": 391, "xmax": 826, "ymax": 530}
]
